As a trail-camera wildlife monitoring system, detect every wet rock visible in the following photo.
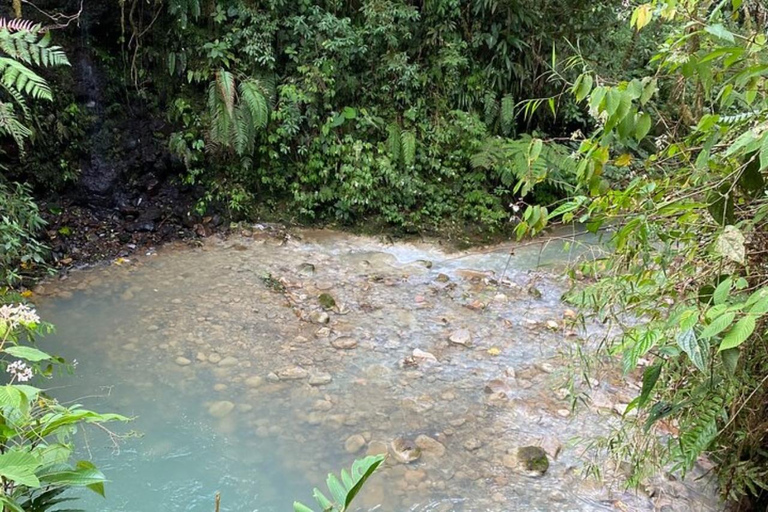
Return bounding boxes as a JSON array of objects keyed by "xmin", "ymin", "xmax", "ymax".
[
  {"xmin": 404, "ymin": 468, "xmax": 427, "ymax": 484},
  {"xmin": 297, "ymin": 263, "xmax": 315, "ymax": 276},
  {"xmin": 415, "ymin": 435, "xmax": 446, "ymax": 458},
  {"xmin": 147, "ymin": 325, "xmax": 160, "ymax": 332},
  {"xmin": 312, "ymin": 399, "xmax": 333, "ymax": 411},
  {"xmin": 345, "ymin": 434, "xmax": 366, "ymax": 454},
  {"xmin": 318, "ymin": 293, "xmax": 336, "ymax": 310},
  {"xmin": 245, "ymin": 376, "xmax": 264, "ymax": 388},
  {"xmin": 331, "ymin": 337, "xmax": 358, "ymax": 350},
  {"xmin": 540, "ymin": 438, "xmax": 562, "ymax": 460},
  {"xmin": 463, "ymin": 438, "xmax": 482, "ymax": 451},
  {"xmin": 208, "ymin": 353, "xmax": 222, "ymax": 364},
  {"xmin": 266, "ymin": 372, "xmax": 280, "ymax": 382},
  {"xmin": 436, "ymin": 273, "xmax": 450, "ymax": 283},
  {"xmin": 316, "ymin": 281, "xmax": 334, "ymax": 291},
  {"xmin": 364, "ymin": 364, "xmax": 392, "ymax": 379},
  {"xmin": 218, "ymin": 356, "xmax": 239, "ymax": 367},
  {"xmin": 505, "ymin": 446, "xmax": 549, "ymax": 477},
  {"xmin": 528, "ymin": 286, "xmax": 542, "ymax": 299},
  {"xmin": 213, "ymin": 383, "xmax": 228, "ymax": 392},
  {"xmin": 390, "ymin": 438, "xmax": 422, "ymax": 464},
  {"xmin": 208, "ymin": 401, "xmax": 235, "ymax": 418},
  {"xmin": 546, "ymin": 320, "xmax": 560, "ymax": 330},
  {"xmin": 277, "ymin": 366, "xmax": 309, "ymax": 380},
  {"xmin": 309, "ymin": 373, "xmax": 333, "ymax": 386},
  {"xmin": 412, "ymin": 348, "xmax": 437, "ymax": 363},
  {"xmin": 448, "ymin": 329, "xmax": 472, "ymax": 347},
  {"xmin": 309, "ymin": 310, "xmax": 330, "ymax": 324},
  {"xmin": 366, "ymin": 440, "xmax": 389, "ymax": 457},
  {"xmin": 196, "ymin": 352, "xmax": 207, "ymax": 362},
  {"xmin": 174, "ymin": 356, "xmax": 191, "ymax": 366},
  {"xmin": 484, "ymin": 378, "xmax": 512, "ymax": 397},
  {"xmin": 315, "ymin": 327, "xmax": 331, "ymax": 338}
]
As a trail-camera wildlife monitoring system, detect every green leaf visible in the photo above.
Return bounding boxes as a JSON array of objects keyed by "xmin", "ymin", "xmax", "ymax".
[
  {"xmin": 293, "ymin": 502, "xmax": 315, "ymax": 512},
  {"xmin": 721, "ymin": 348, "xmax": 740, "ymax": 374},
  {"xmin": 638, "ymin": 362, "xmax": 662, "ymax": 409},
  {"xmin": 4, "ymin": 346, "xmax": 52, "ymax": 362},
  {"xmin": 326, "ymin": 474, "xmax": 346, "ymax": 507},
  {"xmin": 635, "ymin": 113, "xmax": 652, "ymax": 140},
  {"xmin": 707, "ymin": 184, "xmax": 735, "ymax": 225},
  {"xmin": 700, "ymin": 311, "xmax": 736, "ymax": 339},
  {"xmin": 38, "ymin": 461, "xmax": 106, "ymax": 490},
  {"xmin": 719, "ymin": 315, "xmax": 756, "ymax": 351},
  {"xmin": 760, "ymin": 133, "xmax": 768, "ymax": 171},
  {"xmin": 705, "ymin": 24, "xmax": 736, "ymax": 43},
  {"xmin": 312, "ymin": 488, "xmax": 332, "ymax": 510},
  {"xmin": 0, "ymin": 450, "xmax": 41, "ymax": 488},
  {"xmin": 677, "ymin": 328, "xmax": 708, "ymax": 372},
  {"xmin": 712, "ymin": 278, "xmax": 733, "ymax": 305},
  {"xmin": 344, "ymin": 455, "xmax": 385, "ymax": 509}
]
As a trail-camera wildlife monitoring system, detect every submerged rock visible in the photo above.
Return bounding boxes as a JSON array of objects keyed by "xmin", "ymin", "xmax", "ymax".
[
  {"xmin": 309, "ymin": 310, "xmax": 330, "ymax": 324},
  {"xmin": 415, "ymin": 435, "xmax": 446, "ymax": 458},
  {"xmin": 208, "ymin": 401, "xmax": 235, "ymax": 418},
  {"xmin": 390, "ymin": 438, "xmax": 422, "ymax": 464},
  {"xmin": 345, "ymin": 434, "xmax": 366, "ymax": 453},
  {"xmin": 318, "ymin": 293, "xmax": 336, "ymax": 310},
  {"xmin": 174, "ymin": 356, "xmax": 191, "ymax": 366},
  {"xmin": 331, "ymin": 337, "xmax": 357, "ymax": 350},
  {"xmin": 309, "ymin": 373, "xmax": 332, "ymax": 386},
  {"xmin": 448, "ymin": 329, "xmax": 472, "ymax": 347},
  {"xmin": 245, "ymin": 376, "xmax": 264, "ymax": 388},
  {"xmin": 505, "ymin": 446, "xmax": 549, "ymax": 477},
  {"xmin": 412, "ymin": 348, "xmax": 438, "ymax": 363},
  {"xmin": 218, "ymin": 356, "xmax": 239, "ymax": 367},
  {"xmin": 277, "ymin": 366, "xmax": 309, "ymax": 380}
]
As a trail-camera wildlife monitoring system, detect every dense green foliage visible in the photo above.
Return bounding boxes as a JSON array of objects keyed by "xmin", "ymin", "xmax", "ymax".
[
  {"xmin": 519, "ymin": 0, "xmax": 768, "ymax": 505},
  {"xmin": 128, "ymin": 0, "xmax": 635, "ymax": 228}
]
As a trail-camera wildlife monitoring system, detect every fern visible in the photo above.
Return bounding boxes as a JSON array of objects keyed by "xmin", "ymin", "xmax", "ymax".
[
  {"xmin": 386, "ymin": 123, "xmax": 401, "ymax": 163},
  {"xmin": 483, "ymin": 91, "xmax": 498, "ymax": 126},
  {"xmin": 206, "ymin": 69, "xmax": 271, "ymax": 156},
  {"xmin": 500, "ymin": 94, "xmax": 515, "ymax": 135},
  {"xmin": 400, "ymin": 130, "xmax": 416, "ymax": 166},
  {"xmin": 0, "ymin": 101, "xmax": 30, "ymax": 147},
  {"xmin": 673, "ymin": 390, "xmax": 728, "ymax": 473},
  {"xmin": 293, "ymin": 455, "xmax": 385, "ymax": 512}
]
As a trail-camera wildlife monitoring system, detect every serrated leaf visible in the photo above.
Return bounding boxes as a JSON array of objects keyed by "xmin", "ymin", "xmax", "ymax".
[
  {"xmin": 0, "ymin": 450, "xmax": 41, "ymax": 488},
  {"xmin": 714, "ymin": 226, "xmax": 745, "ymax": 264},
  {"xmin": 719, "ymin": 314, "xmax": 756, "ymax": 351},
  {"xmin": 677, "ymin": 328, "xmax": 708, "ymax": 371},
  {"xmin": 700, "ymin": 311, "xmax": 736, "ymax": 339}
]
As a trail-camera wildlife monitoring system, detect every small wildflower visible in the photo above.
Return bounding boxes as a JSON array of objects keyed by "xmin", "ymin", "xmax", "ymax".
[
  {"xmin": 6, "ymin": 360, "xmax": 33, "ymax": 382},
  {"xmin": 0, "ymin": 304, "xmax": 41, "ymax": 329}
]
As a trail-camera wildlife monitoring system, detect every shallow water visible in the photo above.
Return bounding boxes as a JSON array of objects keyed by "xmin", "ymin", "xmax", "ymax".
[{"xmin": 34, "ymin": 228, "xmax": 717, "ymax": 511}]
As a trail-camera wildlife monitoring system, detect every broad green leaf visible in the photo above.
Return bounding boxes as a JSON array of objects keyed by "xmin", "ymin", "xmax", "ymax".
[
  {"xmin": 0, "ymin": 450, "xmax": 41, "ymax": 488},
  {"xmin": 714, "ymin": 226, "xmax": 745, "ymax": 264},
  {"xmin": 4, "ymin": 346, "xmax": 52, "ymax": 362},
  {"xmin": 705, "ymin": 24, "xmax": 736, "ymax": 43},
  {"xmin": 721, "ymin": 348, "xmax": 740, "ymax": 374},
  {"xmin": 344, "ymin": 455, "xmax": 385, "ymax": 509},
  {"xmin": 712, "ymin": 278, "xmax": 732, "ymax": 305},
  {"xmin": 700, "ymin": 311, "xmax": 736, "ymax": 339},
  {"xmin": 677, "ymin": 329, "xmax": 708, "ymax": 372},
  {"xmin": 719, "ymin": 314, "xmax": 756, "ymax": 351},
  {"xmin": 635, "ymin": 113, "xmax": 652, "ymax": 140}
]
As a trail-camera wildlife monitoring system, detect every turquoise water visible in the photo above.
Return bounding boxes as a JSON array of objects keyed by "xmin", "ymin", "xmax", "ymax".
[{"xmin": 34, "ymin": 229, "xmax": 715, "ymax": 511}]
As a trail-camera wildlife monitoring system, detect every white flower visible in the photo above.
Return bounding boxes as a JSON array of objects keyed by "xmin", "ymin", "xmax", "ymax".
[
  {"xmin": 0, "ymin": 304, "xmax": 40, "ymax": 329},
  {"xmin": 6, "ymin": 360, "xmax": 33, "ymax": 382}
]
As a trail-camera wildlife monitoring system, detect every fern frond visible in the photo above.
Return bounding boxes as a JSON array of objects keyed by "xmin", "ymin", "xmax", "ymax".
[
  {"xmin": 239, "ymin": 79, "xmax": 269, "ymax": 129},
  {"xmin": 0, "ymin": 101, "xmax": 31, "ymax": 150},
  {"xmin": 483, "ymin": 91, "xmax": 498, "ymax": 126},
  {"xmin": 0, "ymin": 80, "xmax": 30, "ymax": 120},
  {"xmin": 386, "ymin": 123, "xmax": 401, "ymax": 162},
  {"xmin": 0, "ymin": 18, "xmax": 40, "ymax": 33},
  {"xmin": 0, "ymin": 57, "xmax": 51, "ymax": 100},
  {"xmin": 215, "ymin": 69, "xmax": 236, "ymax": 116},
  {"xmin": 673, "ymin": 390, "xmax": 728, "ymax": 473},
  {"xmin": 500, "ymin": 94, "xmax": 515, "ymax": 135},
  {"xmin": 400, "ymin": 130, "xmax": 416, "ymax": 166}
]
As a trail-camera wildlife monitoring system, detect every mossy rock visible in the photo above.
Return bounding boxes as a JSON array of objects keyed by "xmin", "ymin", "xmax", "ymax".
[
  {"xmin": 517, "ymin": 446, "xmax": 549, "ymax": 476},
  {"xmin": 318, "ymin": 293, "xmax": 336, "ymax": 310}
]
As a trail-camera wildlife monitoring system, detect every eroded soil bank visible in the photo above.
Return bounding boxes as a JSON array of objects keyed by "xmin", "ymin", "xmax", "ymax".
[{"xmin": 34, "ymin": 228, "xmax": 718, "ymax": 511}]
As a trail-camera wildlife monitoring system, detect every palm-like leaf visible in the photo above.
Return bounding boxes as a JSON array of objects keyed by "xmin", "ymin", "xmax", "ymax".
[{"xmin": 293, "ymin": 455, "xmax": 385, "ymax": 512}]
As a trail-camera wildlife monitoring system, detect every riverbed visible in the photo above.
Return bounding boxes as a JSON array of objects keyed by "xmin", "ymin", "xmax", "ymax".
[{"xmin": 33, "ymin": 228, "xmax": 718, "ymax": 511}]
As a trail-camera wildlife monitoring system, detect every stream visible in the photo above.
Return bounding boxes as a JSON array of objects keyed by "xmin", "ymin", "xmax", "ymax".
[{"xmin": 33, "ymin": 228, "xmax": 719, "ymax": 511}]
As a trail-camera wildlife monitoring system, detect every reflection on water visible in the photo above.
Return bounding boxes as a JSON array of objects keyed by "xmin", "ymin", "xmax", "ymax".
[{"xmin": 35, "ymin": 229, "xmax": 716, "ymax": 511}]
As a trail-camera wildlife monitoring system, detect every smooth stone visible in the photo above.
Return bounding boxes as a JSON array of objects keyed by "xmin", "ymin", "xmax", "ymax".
[
  {"xmin": 147, "ymin": 325, "xmax": 160, "ymax": 332},
  {"xmin": 245, "ymin": 376, "xmax": 264, "ymax": 388},
  {"xmin": 277, "ymin": 367, "xmax": 309, "ymax": 380},
  {"xmin": 309, "ymin": 373, "xmax": 333, "ymax": 386},
  {"xmin": 366, "ymin": 440, "xmax": 389, "ymax": 457},
  {"xmin": 448, "ymin": 329, "xmax": 472, "ymax": 346},
  {"xmin": 415, "ymin": 435, "xmax": 446, "ymax": 457},
  {"xmin": 404, "ymin": 469, "xmax": 427, "ymax": 484},
  {"xmin": 345, "ymin": 434, "xmax": 366, "ymax": 453},
  {"xmin": 513, "ymin": 446, "xmax": 549, "ymax": 476},
  {"xmin": 331, "ymin": 337, "xmax": 358, "ymax": 350},
  {"xmin": 463, "ymin": 438, "xmax": 482, "ymax": 451},
  {"xmin": 208, "ymin": 401, "xmax": 235, "ymax": 418},
  {"xmin": 412, "ymin": 348, "xmax": 437, "ymax": 362},
  {"xmin": 175, "ymin": 356, "xmax": 192, "ymax": 366},
  {"xmin": 218, "ymin": 356, "xmax": 239, "ymax": 367},
  {"xmin": 213, "ymin": 383, "xmax": 228, "ymax": 392},
  {"xmin": 310, "ymin": 311, "xmax": 330, "ymax": 324},
  {"xmin": 208, "ymin": 353, "xmax": 222, "ymax": 364}
]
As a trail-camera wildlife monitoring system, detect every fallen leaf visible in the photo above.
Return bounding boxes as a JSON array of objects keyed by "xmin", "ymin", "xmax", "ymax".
[{"xmin": 487, "ymin": 347, "xmax": 501, "ymax": 356}]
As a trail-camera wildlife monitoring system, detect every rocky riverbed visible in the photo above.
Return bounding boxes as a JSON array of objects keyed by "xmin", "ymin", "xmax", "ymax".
[{"xmin": 34, "ymin": 228, "xmax": 719, "ymax": 511}]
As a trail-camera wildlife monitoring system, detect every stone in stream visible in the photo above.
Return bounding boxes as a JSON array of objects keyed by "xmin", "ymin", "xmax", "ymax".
[
  {"xmin": 318, "ymin": 293, "xmax": 336, "ymax": 310},
  {"xmin": 218, "ymin": 356, "xmax": 239, "ymax": 367},
  {"xmin": 297, "ymin": 263, "xmax": 316, "ymax": 276},
  {"xmin": 484, "ymin": 378, "xmax": 512, "ymax": 398},
  {"xmin": 448, "ymin": 329, "xmax": 472, "ymax": 347},
  {"xmin": 308, "ymin": 373, "xmax": 332, "ymax": 386},
  {"xmin": 174, "ymin": 356, "xmax": 191, "ymax": 366},
  {"xmin": 245, "ymin": 376, "xmax": 264, "ymax": 388},
  {"xmin": 331, "ymin": 337, "xmax": 357, "ymax": 350},
  {"xmin": 504, "ymin": 446, "xmax": 549, "ymax": 477},
  {"xmin": 390, "ymin": 438, "xmax": 422, "ymax": 464},
  {"xmin": 344, "ymin": 434, "xmax": 366, "ymax": 454},
  {"xmin": 208, "ymin": 353, "xmax": 222, "ymax": 364},
  {"xmin": 208, "ymin": 401, "xmax": 235, "ymax": 418},
  {"xmin": 366, "ymin": 440, "xmax": 389, "ymax": 457},
  {"xmin": 309, "ymin": 310, "xmax": 330, "ymax": 324},
  {"xmin": 415, "ymin": 435, "xmax": 446, "ymax": 458},
  {"xmin": 412, "ymin": 348, "xmax": 437, "ymax": 363},
  {"xmin": 277, "ymin": 366, "xmax": 309, "ymax": 380}
]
